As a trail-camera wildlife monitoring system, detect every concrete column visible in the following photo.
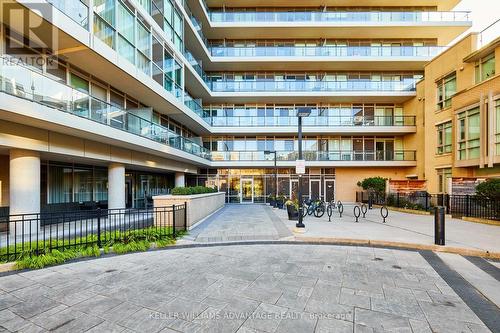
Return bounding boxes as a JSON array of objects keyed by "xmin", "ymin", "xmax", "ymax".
[
  {"xmin": 175, "ymin": 172, "xmax": 185, "ymax": 188},
  {"xmin": 108, "ymin": 163, "xmax": 125, "ymax": 209},
  {"xmin": 9, "ymin": 149, "xmax": 40, "ymax": 234}
]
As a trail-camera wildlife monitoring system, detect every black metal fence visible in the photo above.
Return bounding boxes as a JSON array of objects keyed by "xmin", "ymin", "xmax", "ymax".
[
  {"xmin": 0, "ymin": 205, "xmax": 187, "ymax": 262},
  {"xmin": 356, "ymin": 191, "xmax": 499, "ymax": 221}
]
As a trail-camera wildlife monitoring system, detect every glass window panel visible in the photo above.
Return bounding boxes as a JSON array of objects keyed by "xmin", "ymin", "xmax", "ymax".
[
  {"xmin": 117, "ymin": 2, "xmax": 135, "ymax": 42},
  {"xmin": 94, "ymin": 16, "xmax": 114, "ymax": 48},
  {"xmin": 118, "ymin": 35, "xmax": 135, "ymax": 63},
  {"xmin": 94, "ymin": 0, "xmax": 115, "ymax": 25},
  {"xmin": 137, "ymin": 21, "xmax": 151, "ymax": 57}
]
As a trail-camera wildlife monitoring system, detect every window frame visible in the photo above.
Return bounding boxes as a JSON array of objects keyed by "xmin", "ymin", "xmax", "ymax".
[
  {"xmin": 436, "ymin": 72, "xmax": 456, "ymax": 111},
  {"xmin": 436, "ymin": 121, "xmax": 452, "ymax": 155}
]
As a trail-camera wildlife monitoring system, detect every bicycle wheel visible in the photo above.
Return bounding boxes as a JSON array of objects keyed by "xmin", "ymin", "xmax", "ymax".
[{"xmin": 314, "ymin": 204, "xmax": 325, "ymax": 218}]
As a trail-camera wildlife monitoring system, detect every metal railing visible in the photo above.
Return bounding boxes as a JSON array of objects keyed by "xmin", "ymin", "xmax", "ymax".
[
  {"xmin": 0, "ymin": 205, "xmax": 187, "ymax": 262},
  {"xmin": 0, "ymin": 56, "xmax": 211, "ymax": 160},
  {"xmin": 209, "ymin": 11, "xmax": 471, "ymax": 23},
  {"xmin": 210, "ymin": 46, "xmax": 447, "ymax": 58},
  {"xmin": 211, "ymin": 150, "xmax": 416, "ymax": 162},
  {"xmin": 357, "ymin": 192, "xmax": 500, "ymax": 221},
  {"xmin": 209, "ymin": 80, "xmax": 417, "ymax": 92},
  {"xmin": 210, "ymin": 115, "xmax": 416, "ymax": 127}
]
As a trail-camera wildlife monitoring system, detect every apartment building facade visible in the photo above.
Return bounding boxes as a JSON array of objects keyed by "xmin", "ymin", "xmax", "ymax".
[
  {"xmin": 418, "ymin": 31, "xmax": 500, "ymax": 194},
  {"xmin": 0, "ymin": 0, "xmax": 474, "ymax": 216}
]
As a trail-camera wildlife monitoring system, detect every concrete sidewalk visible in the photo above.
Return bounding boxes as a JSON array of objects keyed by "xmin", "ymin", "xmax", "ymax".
[{"xmin": 274, "ymin": 205, "xmax": 500, "ymax": 255}]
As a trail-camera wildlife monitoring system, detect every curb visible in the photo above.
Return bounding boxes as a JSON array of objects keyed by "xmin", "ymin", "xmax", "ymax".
[
  {"xmin": 1, "ymin": 238, "xmax": 498, "ymax": 274},
  {"xmin": 294, "ymin": 236, "xmax": 500, "ymax": 259}
]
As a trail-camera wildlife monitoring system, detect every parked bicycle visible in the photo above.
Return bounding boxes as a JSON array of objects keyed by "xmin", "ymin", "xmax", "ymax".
[{"xmin": 302, "ymin": 197, "xmax": 326, "ymax": 218}]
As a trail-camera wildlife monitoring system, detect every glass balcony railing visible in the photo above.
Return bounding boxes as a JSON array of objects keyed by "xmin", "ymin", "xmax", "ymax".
[
  {"xmin": 183, "ymin": 50, "xmax": 209, "ymax": 81},
  {"xmin": 209, "ymin": 80, "xmax": 417, "ymax": 92},
  {"xmin": 47, "ymin": 0, "xmax": 89, "ymax": 29},
  {"xmin": 210, "ymin": 115, "xmax": 416, "ymax": 127},
  {"xmin": 209, "ymin": 11, "xmax": 470, "ymax": 23},
  {"xmin": 210, "ymin": 46, "xmax": 446, "ymax": 58},
  {"xmin": 211, "ymin": 150, "xmax": 417, "ymax": 162},
  {"xmin": 184, "ymin": 92, "xmax": 211, "ymax": 123},
  {"xmin": 0, "ymin": 57, "xmax": 211, "ymax": 161}
]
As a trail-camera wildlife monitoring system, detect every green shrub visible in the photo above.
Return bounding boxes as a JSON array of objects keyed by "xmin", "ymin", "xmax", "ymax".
[
  {"xmin": 171, "ymin": 186, "xmax": 217, "ymax": 195},
  {"xmin": 357, "ymin": 177, "xmax": 387, "ymax": 195},
  {"xmin": 5, "ymin": 226, "xmax": 182, "ymax": 269},
  {"xmin": 476, "ymin": 178, "xmax": 500, "ymax": 200},
  {"xmin": 285, "ymin": 199, "xmax": 299, "ymax": 210}
]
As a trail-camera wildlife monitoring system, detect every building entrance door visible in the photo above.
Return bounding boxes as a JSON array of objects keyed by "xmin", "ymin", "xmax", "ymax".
[
  {"xmin": 310, "ymin": 179, "xmax": 321, "ymax": 200},
  {"xmin": 324, "ymin": 180, "xmax": 335, "ymax": 203},
  {"xmin": 241, "ymin": 178, "xmax": 254, "ymax": 203}
]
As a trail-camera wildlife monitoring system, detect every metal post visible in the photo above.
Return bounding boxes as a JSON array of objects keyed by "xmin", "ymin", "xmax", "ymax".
[
  {"xmin": 434, "ymin": 206, "xmax": 445, "ymax": 245},
  {"xmin": 172, "ymin": 204, "xmax": 176, "ymax": 238},
  {"xmin": 466, "ymin": 194, "xmax": 470, "ymax": 217},
  {"xmin": 274, "ymin": 152, "xmax": 278, "ymax": 200},
  {"xmin": 296, "ymin": 116, "xmax": 305, "ymax": 228},
  {"xmin": 97, "ymin": 208, "xmax": 101, "ymax": 248},
  {"xmin": 184, "ymin": 201, "xmax": 188, "ymax": 231}
]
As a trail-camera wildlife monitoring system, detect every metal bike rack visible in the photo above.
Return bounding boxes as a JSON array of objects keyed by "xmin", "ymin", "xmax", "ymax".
[
  {"xmin": 327, "ymin": 204, "xmax": 333, "ymax": 222},
  {"xmin": 361, "ymin": 203, "xmax": 367, "ymax": 218},
  {"xmin": 353, "ymin": 205, "xmax": 361, "ymax": 222},
  {"xmin": 380, "ymin": 206, "xmax": 389, "ymax": 223}
]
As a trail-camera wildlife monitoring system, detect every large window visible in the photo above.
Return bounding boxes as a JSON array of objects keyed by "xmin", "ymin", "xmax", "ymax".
[
  {"xmin": 436, "ymin": 121, "xmax": 452, "ymax": 154},
  {"xmin": 475, "ymin": 53, "xmax": 495, "ymax": 83},
  {"xmin": 457, "ymin": 107, "xmax": 480, "ymax": 160},
  {"xmin": 437, "ymin": 168, "xmax": 452, "ymax": 193},
  {"xmin": 44, "ymin": 163, "xmax": 108, "ymax": 204},
  {"xmin": 436, "ymin": 73, "xmax": 456, "ymax": 110}
]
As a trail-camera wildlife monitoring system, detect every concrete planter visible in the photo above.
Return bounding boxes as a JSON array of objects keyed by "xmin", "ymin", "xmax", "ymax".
[{"xmin": 153, "ymin": 192, "xmax": 225, "ymax": 229}]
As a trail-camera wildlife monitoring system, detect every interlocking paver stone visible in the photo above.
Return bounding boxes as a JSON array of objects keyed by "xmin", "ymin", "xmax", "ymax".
[{"xmin": 0, "ymin": 242, "xmax": 496, "ymax": 333}]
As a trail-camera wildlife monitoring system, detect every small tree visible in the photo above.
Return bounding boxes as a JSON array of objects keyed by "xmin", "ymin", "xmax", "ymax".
[
  {"xmin": 357, "ymin": 177, "xmax": 387, "ymax": 195},
  {"xmin": 475, "ymin": 178, "xmax": 500, "ymax": 200}
]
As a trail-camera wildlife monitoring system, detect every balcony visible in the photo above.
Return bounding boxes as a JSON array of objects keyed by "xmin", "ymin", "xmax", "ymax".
[
  {"xmin": 0, "ymin": 57, "xmax": 211, "ymax": 161},
  {"xmin": 47, "ymin": 0, "xmax": 89, "ymax": 29},
  {"xmin": 211, "ymin": 150, "xmax": 417, "ymax": 162},
  {"xmin": 209, "ymin": 79, "xmax": 417, "ymax": 93},
  {"xmin": 208, "ymin": 11, "xmax": 470, "ymax": 24},
  {"xmin": 210, "ymin": 115, "xmax": 416, "ymax": 127},
  {"xmin": 209, "ymin": 46, "xmax": 446, "ymax": 58}
]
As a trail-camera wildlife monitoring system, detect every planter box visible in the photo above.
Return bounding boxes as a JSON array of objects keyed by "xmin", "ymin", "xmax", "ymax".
[
  {"xmin": 276, "ymin": 199, "xmax": 285, "ymax": 209},
  {"xmin": 153, "ymin": 192, "xmax": 225, "ymax": 229},
  {"xmin": 287, "ymin": 205, "xmax": 299, "ymax": 220}
]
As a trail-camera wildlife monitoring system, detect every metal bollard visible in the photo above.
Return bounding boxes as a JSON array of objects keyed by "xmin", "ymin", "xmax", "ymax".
[
  {"xmin": 361, "ymin": 204, "xmax": 367, "ymax": 218},
  {"xmin": 368, "ymin": 196, "xmax": 373, "ymax": 209},
  {"xmin": 380, "ymin": 206, "xmax": 388, "ymax": 223},
  {"xmin": 434, "ymin": 206, "xmax": 445, "ymax": 246},
  {"xmin": 338, "ymin": 203, "xmax": 343, "ymax": 218},
  {"xmin": 353, "ymin": 206, "xmax": 361, "ymax": 222}
]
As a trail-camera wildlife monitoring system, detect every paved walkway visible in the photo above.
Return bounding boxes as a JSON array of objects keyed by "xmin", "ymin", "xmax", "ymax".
[
  {"xmin": 1, "ymin": 244, "xmax": 499, "ymax": 333},
  {"xmin": 186, "ymin": 205, "xmax": 292, "ymax": 242},
  {"xmin": 273, "ymin": 205, "xmax": 500, "ymax": 254}
]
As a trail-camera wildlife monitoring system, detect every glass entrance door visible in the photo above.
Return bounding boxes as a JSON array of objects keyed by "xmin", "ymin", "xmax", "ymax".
[
  {"xmin": 310, "ymin": 179, "xmax": 321, "ymax": 200},
  {"xmin": 241, "ymin": 178, "xmax": 254, "ymax": 203},
  {"xmin": 324, "ymin": 180, "xmax": 335, "ymax": 202}
]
